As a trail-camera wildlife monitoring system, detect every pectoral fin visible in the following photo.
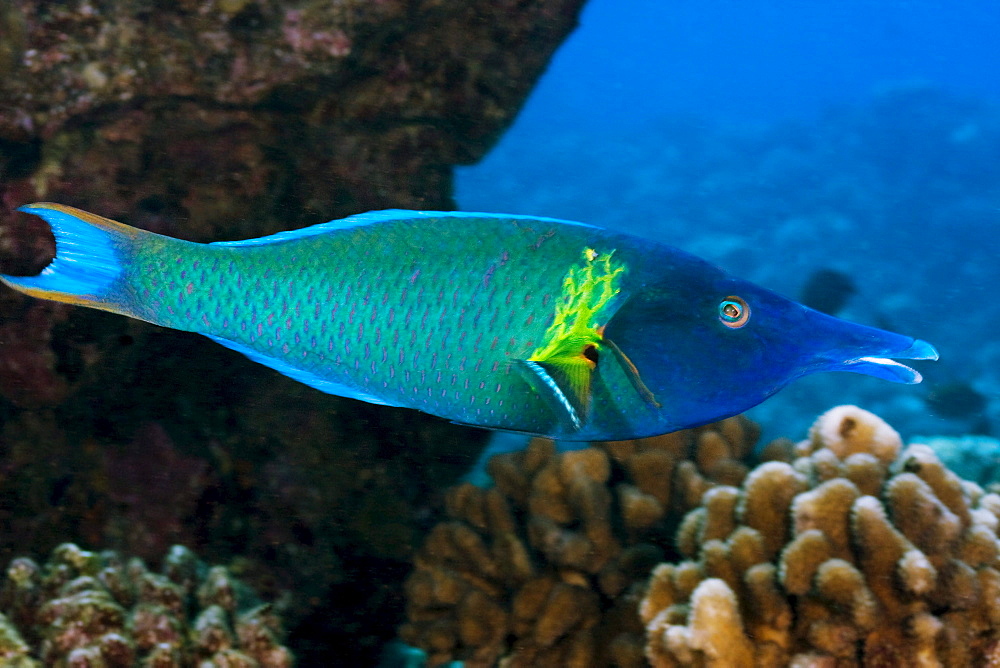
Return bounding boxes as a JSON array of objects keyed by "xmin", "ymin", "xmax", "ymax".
[
  {"xmin": 519, "ymin": 357, "xmax": 594, "ymax": 433},
  {"xmin": 604, "ymin": 338, "xmax": 661, "ymax": 408}
]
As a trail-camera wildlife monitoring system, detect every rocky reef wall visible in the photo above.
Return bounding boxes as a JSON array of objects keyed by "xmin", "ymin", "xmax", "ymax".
[{"xmin": 0, "ymin": 1, "xmax": 585, "ymax": 664}]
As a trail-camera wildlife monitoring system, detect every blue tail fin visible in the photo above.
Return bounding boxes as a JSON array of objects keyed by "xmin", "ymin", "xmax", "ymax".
[{"xmin": 0, "ymin": 203, "xmax": 138, "ymax": 315}]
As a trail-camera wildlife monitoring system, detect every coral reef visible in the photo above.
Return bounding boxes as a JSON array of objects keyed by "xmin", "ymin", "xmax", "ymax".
[
  {"xmin": 641, "ymin": 405, "xmax": 1000, "ymax": 666},
  {"xmin": 399, "ymin": 416, "xmax": 760, "ymax": 667},
  {"xmin": 0, "ymin": 389, "xmax": 485, "ymax": 666},
  {"xmin": 0, "ymin": 542, "xmax": 291, "ymax": 666}
]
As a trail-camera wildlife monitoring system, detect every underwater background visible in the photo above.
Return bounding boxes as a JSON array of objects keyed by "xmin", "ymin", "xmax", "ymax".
[{"xmin": 0, "ymin": 0, "xmax": 998, "ymax": 666}]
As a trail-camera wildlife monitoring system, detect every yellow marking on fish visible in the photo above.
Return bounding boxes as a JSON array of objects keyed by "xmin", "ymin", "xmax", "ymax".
[
  {"xmin": 1, "ymin": 283, "xmax": 93, "ymax": 306},
  {"xmin": 530, "ymin": 247, "xmax": 625, "ymax": 363},
  {"xmin": 0, "ymin": 280, "xmax": 127, "ymax": 314}
]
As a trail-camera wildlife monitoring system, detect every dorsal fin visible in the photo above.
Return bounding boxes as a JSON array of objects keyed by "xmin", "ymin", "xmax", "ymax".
[{"xmin": 211, "ymin": 210, "xmax": 597, "ymax": 247}]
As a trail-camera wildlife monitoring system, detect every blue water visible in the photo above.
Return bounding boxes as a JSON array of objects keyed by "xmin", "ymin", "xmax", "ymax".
[
  {"xmin": 482, "ymin": 0, "xmax": 1000, "ymax": 131},
  {"xmin": 458, "ymin": 0, "xmax": 1000, "ymax": 444}
]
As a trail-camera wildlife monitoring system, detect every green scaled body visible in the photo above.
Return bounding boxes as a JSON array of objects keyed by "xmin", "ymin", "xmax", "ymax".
[{"xmin": 134, "ymin": 211, "xmax": 632, "ymax": 438}]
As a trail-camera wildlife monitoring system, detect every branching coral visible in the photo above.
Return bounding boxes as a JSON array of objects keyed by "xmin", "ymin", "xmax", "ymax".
[
  {"xmin": 641, "ymin": 405, "xmax": 1000, "ymax": 667},
  {"xmin": 0, "ymin": 542, "xmax": 292, "ymax": 667},
  {"xmin": 399, "ymin": 416, "xmax": 760, "ymax": 667}
]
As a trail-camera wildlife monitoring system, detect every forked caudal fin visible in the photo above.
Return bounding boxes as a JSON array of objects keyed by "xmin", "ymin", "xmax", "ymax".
[{"xmin": 0, "ymin": 203, "xmax": 141, "ymax": 316}]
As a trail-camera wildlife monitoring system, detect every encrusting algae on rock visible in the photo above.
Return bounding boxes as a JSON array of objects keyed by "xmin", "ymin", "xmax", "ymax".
[
  {"xmin": 399, "ymin": 416, "xmax": 761, "ymax": 667},
  {"xmin": 0, "ymin": 542, "xmax": 293, "ymax": 667},
  {"xmin": 641, "ymin": 405, "xmax": 1000, "ymax": 667}
]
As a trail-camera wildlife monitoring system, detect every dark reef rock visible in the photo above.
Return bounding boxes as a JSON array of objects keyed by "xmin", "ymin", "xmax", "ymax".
[
  {"xmin": 0, "ymin": 0, "xmax": 585, "ymax": 244},
  {"xmin": 0, "ymin": 1, "xmax": 585, "ymax": 665}
]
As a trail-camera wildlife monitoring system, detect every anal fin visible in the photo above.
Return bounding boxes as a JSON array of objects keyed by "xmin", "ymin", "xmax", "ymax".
[{"xmin": 205, "ymin": 334, "xmax": 402, "ymax": 407}]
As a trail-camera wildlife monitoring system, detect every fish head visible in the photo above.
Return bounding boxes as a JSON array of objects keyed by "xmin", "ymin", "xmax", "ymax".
[{"xmin": 600, "ymin": 268, "xmax": 937, "ymax": 437}]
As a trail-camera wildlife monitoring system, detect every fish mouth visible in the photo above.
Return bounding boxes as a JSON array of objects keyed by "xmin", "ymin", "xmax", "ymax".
[{"xmin": 825, "ymin": 338, "xmax": 939, "ymax": 384}]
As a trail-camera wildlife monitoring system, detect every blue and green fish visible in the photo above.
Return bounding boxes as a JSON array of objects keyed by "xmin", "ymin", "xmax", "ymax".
[{"xmin": 1, "ymin": 203, "xmax": 937, "ymax": 441}]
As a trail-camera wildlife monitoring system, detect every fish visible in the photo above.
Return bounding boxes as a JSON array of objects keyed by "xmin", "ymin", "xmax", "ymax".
[
  {"xmin": 926, "ymin": 380, "xmax": 987, "ymax": 420},
  {"xmin": 0, "ymin": 203, "xmax": 938, "ymax": 441},
  {"xmin": 799, "ymin": 268, "xmax": 857, "ymax": 316}
]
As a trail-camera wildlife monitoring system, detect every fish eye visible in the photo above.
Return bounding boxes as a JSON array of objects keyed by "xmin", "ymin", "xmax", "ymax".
[{"xmin": 719, "ymin": 296, "xmax": 750, "ymax": 328}]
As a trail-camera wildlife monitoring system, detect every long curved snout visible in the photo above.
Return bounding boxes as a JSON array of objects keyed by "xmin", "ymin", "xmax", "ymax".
[
  {"xmin": 823, "ymin": 336, "xmax": 938, "ymax": 383},
  {"xmin": 807, "ymin": 310, "xmax": 938, "ymax": 383}
]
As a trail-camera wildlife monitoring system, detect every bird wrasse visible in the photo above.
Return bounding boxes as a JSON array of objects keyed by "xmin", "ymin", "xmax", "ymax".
[{"xmin": 1, "ymin": 203, "xmax": 938, "ymax": 441}]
